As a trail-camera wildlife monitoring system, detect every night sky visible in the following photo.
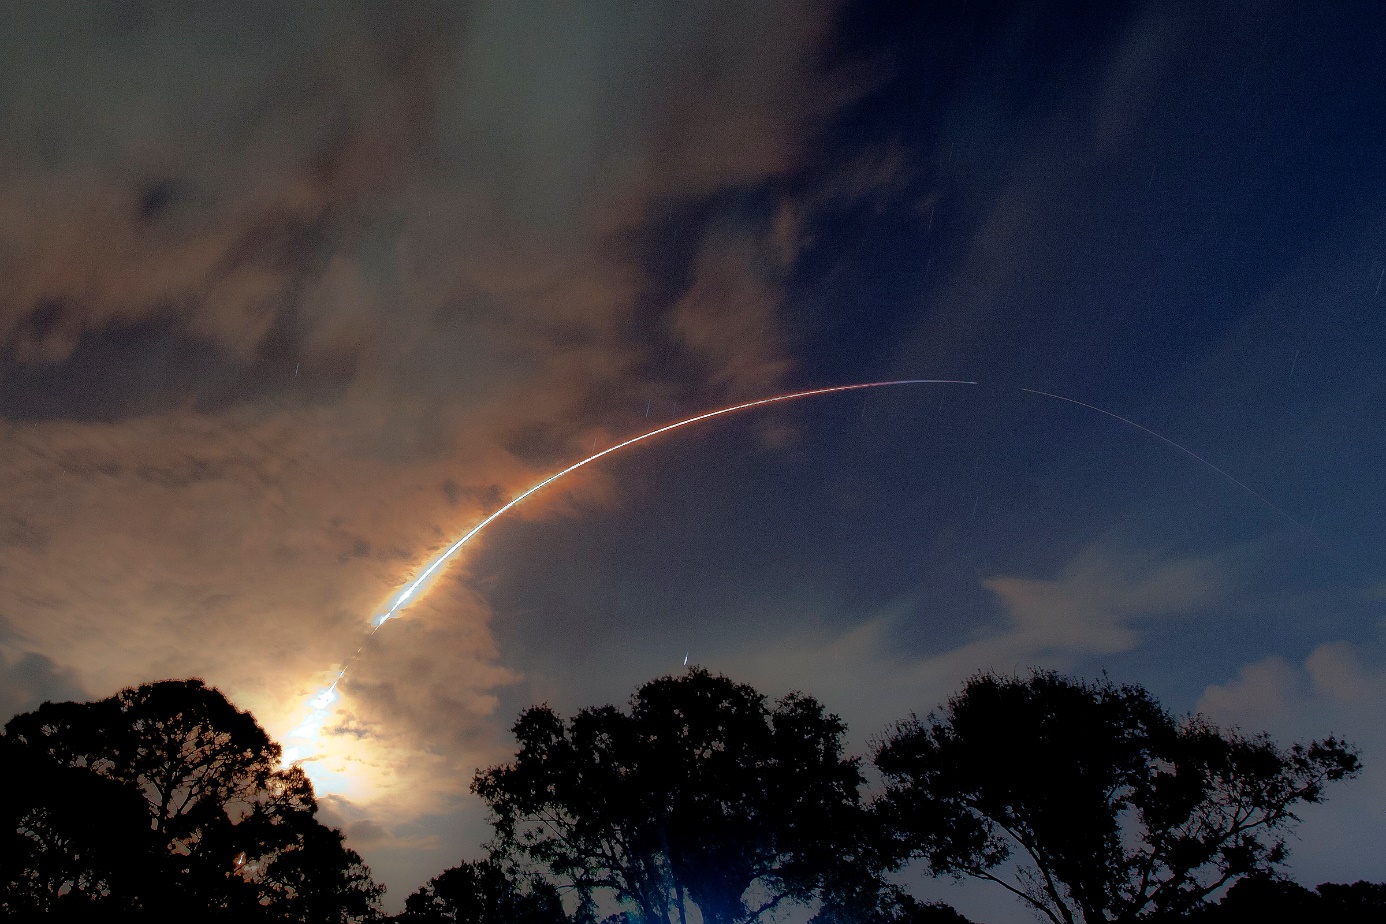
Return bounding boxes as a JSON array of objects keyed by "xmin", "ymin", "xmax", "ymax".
[{"xmin": 2, "ymin": 2, "xmax": 1384, "ymax": 918}]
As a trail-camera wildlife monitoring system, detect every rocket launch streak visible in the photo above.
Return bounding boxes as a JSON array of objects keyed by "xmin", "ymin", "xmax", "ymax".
[
  {"xmin": 285, "ymin": 382, "xmax": 970, "ymax": 753},
  {"xmin": 285, "ymin": 380, "xmax": 975, "ymax": 757},
  {"xmin": 285, "ymin": 378, "xmax": 1305, "ymax": 772},
  {"xmin": 370, "ymin": 379, "xmax": 976, "ymax": 630}
]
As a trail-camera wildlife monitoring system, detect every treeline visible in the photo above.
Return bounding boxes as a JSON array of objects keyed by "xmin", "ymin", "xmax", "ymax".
[{"xmin": 1, "ymin": 670, "xmax": 1378, "ymax": 923}]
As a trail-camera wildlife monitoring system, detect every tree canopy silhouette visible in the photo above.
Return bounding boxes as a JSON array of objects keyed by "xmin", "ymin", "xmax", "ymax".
[
  {"xmin": 472, "ymin": 668, "xmax": 868, "ymax": 924},
  {"xmin": 1, "ymin": 679, "xmax": 382, "ymax": 922},
  {"xmin": 1174, "ymin": 873, "xmax": 1386, "ymax": 923},
  {"xmin": 873, "ymin": 671, "xmax": 1360, "ymax": 924},
  {"xmin": 394, "ymin": 858, "xmax": 568, "ymax": 924}
]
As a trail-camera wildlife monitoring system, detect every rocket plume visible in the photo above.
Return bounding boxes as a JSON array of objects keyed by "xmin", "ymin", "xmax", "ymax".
[
  {"xmin": 283, "ymin": 379, "xmax": 975, "ymax": 763},
  {"xmin": 283, "ymin": 379, "xmax": 1304, "ymax": 770},
  {"xmin": 373, "ymin": 379, "xmax": 977, "ymax": 630}
]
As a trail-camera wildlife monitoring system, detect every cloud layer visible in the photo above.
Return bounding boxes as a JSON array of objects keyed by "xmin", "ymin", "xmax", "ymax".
[
  {"xmin": 0, "ymin": 0, "xmax": 875, "ymax": 890},
  {"xmin": 7, "ymin": 4, "xmax": 1385, "ymax": 916}
]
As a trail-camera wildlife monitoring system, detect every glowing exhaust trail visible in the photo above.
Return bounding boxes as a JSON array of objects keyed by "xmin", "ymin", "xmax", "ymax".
[
  {"xmin": 1020, "ymin": 387, "xmax": 1304, "ymax": 531},
  {"xmin": 283, "ymin": 379, "xmax": 1306, "ymax": 771},
  {"xmin": 339, "ymin": 382, "xmax": 1301, "ymax": 649},
  {"xmin": 374, "ymin": 379, "xmax": 976, "ymax": 629},
  {"xmin": 284, "ymin": 379, "xmax": 976, "ymax": 746}
]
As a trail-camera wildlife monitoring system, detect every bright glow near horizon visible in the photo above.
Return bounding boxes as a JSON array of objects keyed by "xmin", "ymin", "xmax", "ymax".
[{"xmin": 279, "ymin": 380, "xmax": 976, "ymax": 790}]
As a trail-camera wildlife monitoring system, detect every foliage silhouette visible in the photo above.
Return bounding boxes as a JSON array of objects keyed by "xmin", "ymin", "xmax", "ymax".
[
  {"xmin": 1172, "ymin": 873, "xmax": 1386, "ymax": 923},
  {"xmin": 1, "ymin": 679, "xmax": 383, "ymax": 922},
  {"xmin": 809, "ymin": 881, "xmax": 978, "ymax": 924},
  {"xmin": 873, "ymin": 671, "xmax": 1360, "ymax": 924},
  {"xmin": 393, "ymin": 858, "xmax": 569, "ymax": 923},
  {"xmin": 472, "ymin": 668, "xmax": 870, "ymax": 924}
]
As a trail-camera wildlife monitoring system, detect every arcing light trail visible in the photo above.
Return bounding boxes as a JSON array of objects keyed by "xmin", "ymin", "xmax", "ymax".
[
  {"xmin": 373, "ymin": 379, "xmax": 976, "ymax": 630},
  {"xmin": 1019, "ymin": 388, "xmax": 1304, "ymax": 531},
  {"xmin": 282, "ymin": 379, "xmax": 1301, "ymax": 766},
  {"xmin": 282, "ymin": 379, "xmax": 975, "ymax": 760}
]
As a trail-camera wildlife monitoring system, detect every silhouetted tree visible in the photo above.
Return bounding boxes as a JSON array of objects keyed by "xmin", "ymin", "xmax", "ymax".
[
  {"xmin": 2, "ymin": 741, "xmax": 156, "ymax": 917},
  {"xmin": 811, "ymin": 881, "xmax": 977, "ymax": 924},
  {"xmin": 873, "ymin": 671, "xmax": 1360, "ymax": 924},
  {"xmin": 394, "ymin": 858, "xmax": 568, "ymax": 923},
  {"xmin": 1175, "ymin": 873, "xmax": 1386, "ymax": 923},
  {"xmin": 473, "ymin": 669, "xmax": 868, "ymax": 924},
  {"xmin": 260, "ymin": 813, "xmax": 387, "ymax": 922},
  {"xmin": 1315, "ymin": 880, "xmax": 1386, "ymax": 919},
  {"xmin": 1, "ymin": 679, "xmax": 383, "ymax": 922}
]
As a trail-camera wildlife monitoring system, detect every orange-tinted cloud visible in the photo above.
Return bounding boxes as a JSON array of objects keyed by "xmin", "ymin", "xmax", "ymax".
[{"xmin": 0, "ymin": 0, "xmax": 863, "ymax": 902}]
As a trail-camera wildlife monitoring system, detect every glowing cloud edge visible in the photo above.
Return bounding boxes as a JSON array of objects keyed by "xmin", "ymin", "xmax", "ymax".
[{"xmin": 283, "ymin": 379, "xmax": 976, "ymax": 767}]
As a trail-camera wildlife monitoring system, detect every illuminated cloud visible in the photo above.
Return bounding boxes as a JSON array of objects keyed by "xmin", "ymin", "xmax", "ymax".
[
  {"xmin": 0, "ymin": 0, "xmax": 865, "ymax": 899},
  {"xmin": 1197, "ymin": 656, "xmax": 1304, "ymax": 725},
  {"xmin": 713, "ymin": 541, "xmax": 1232, "ymax": 747},
  {"xmin": 8, "ymin": 4, "xmax": 1381, "ymax": 916},
  {"xmin": 1197, "ymin": 640, "xmax": 1386, "ymax": 887},
  {"xmin": 982, "ymin": 542, "xmax": 1227, "ymax": 655},
  {"xmin": 1199, "ymin": 641, "xmax": 1386, "ymax": 727}
]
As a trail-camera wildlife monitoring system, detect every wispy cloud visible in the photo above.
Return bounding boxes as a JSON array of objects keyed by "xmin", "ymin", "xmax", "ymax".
[
  {"xmin": 1197, "ymin": 639, "xmax": 1386, "ymax": 885},
  {"xmin": 716, "ymin": 540, "xmax": 1232, "ymax": 746},
  {"xmin": 0, "ymin": 0, "xmax": 872, "ymax": 897}
]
